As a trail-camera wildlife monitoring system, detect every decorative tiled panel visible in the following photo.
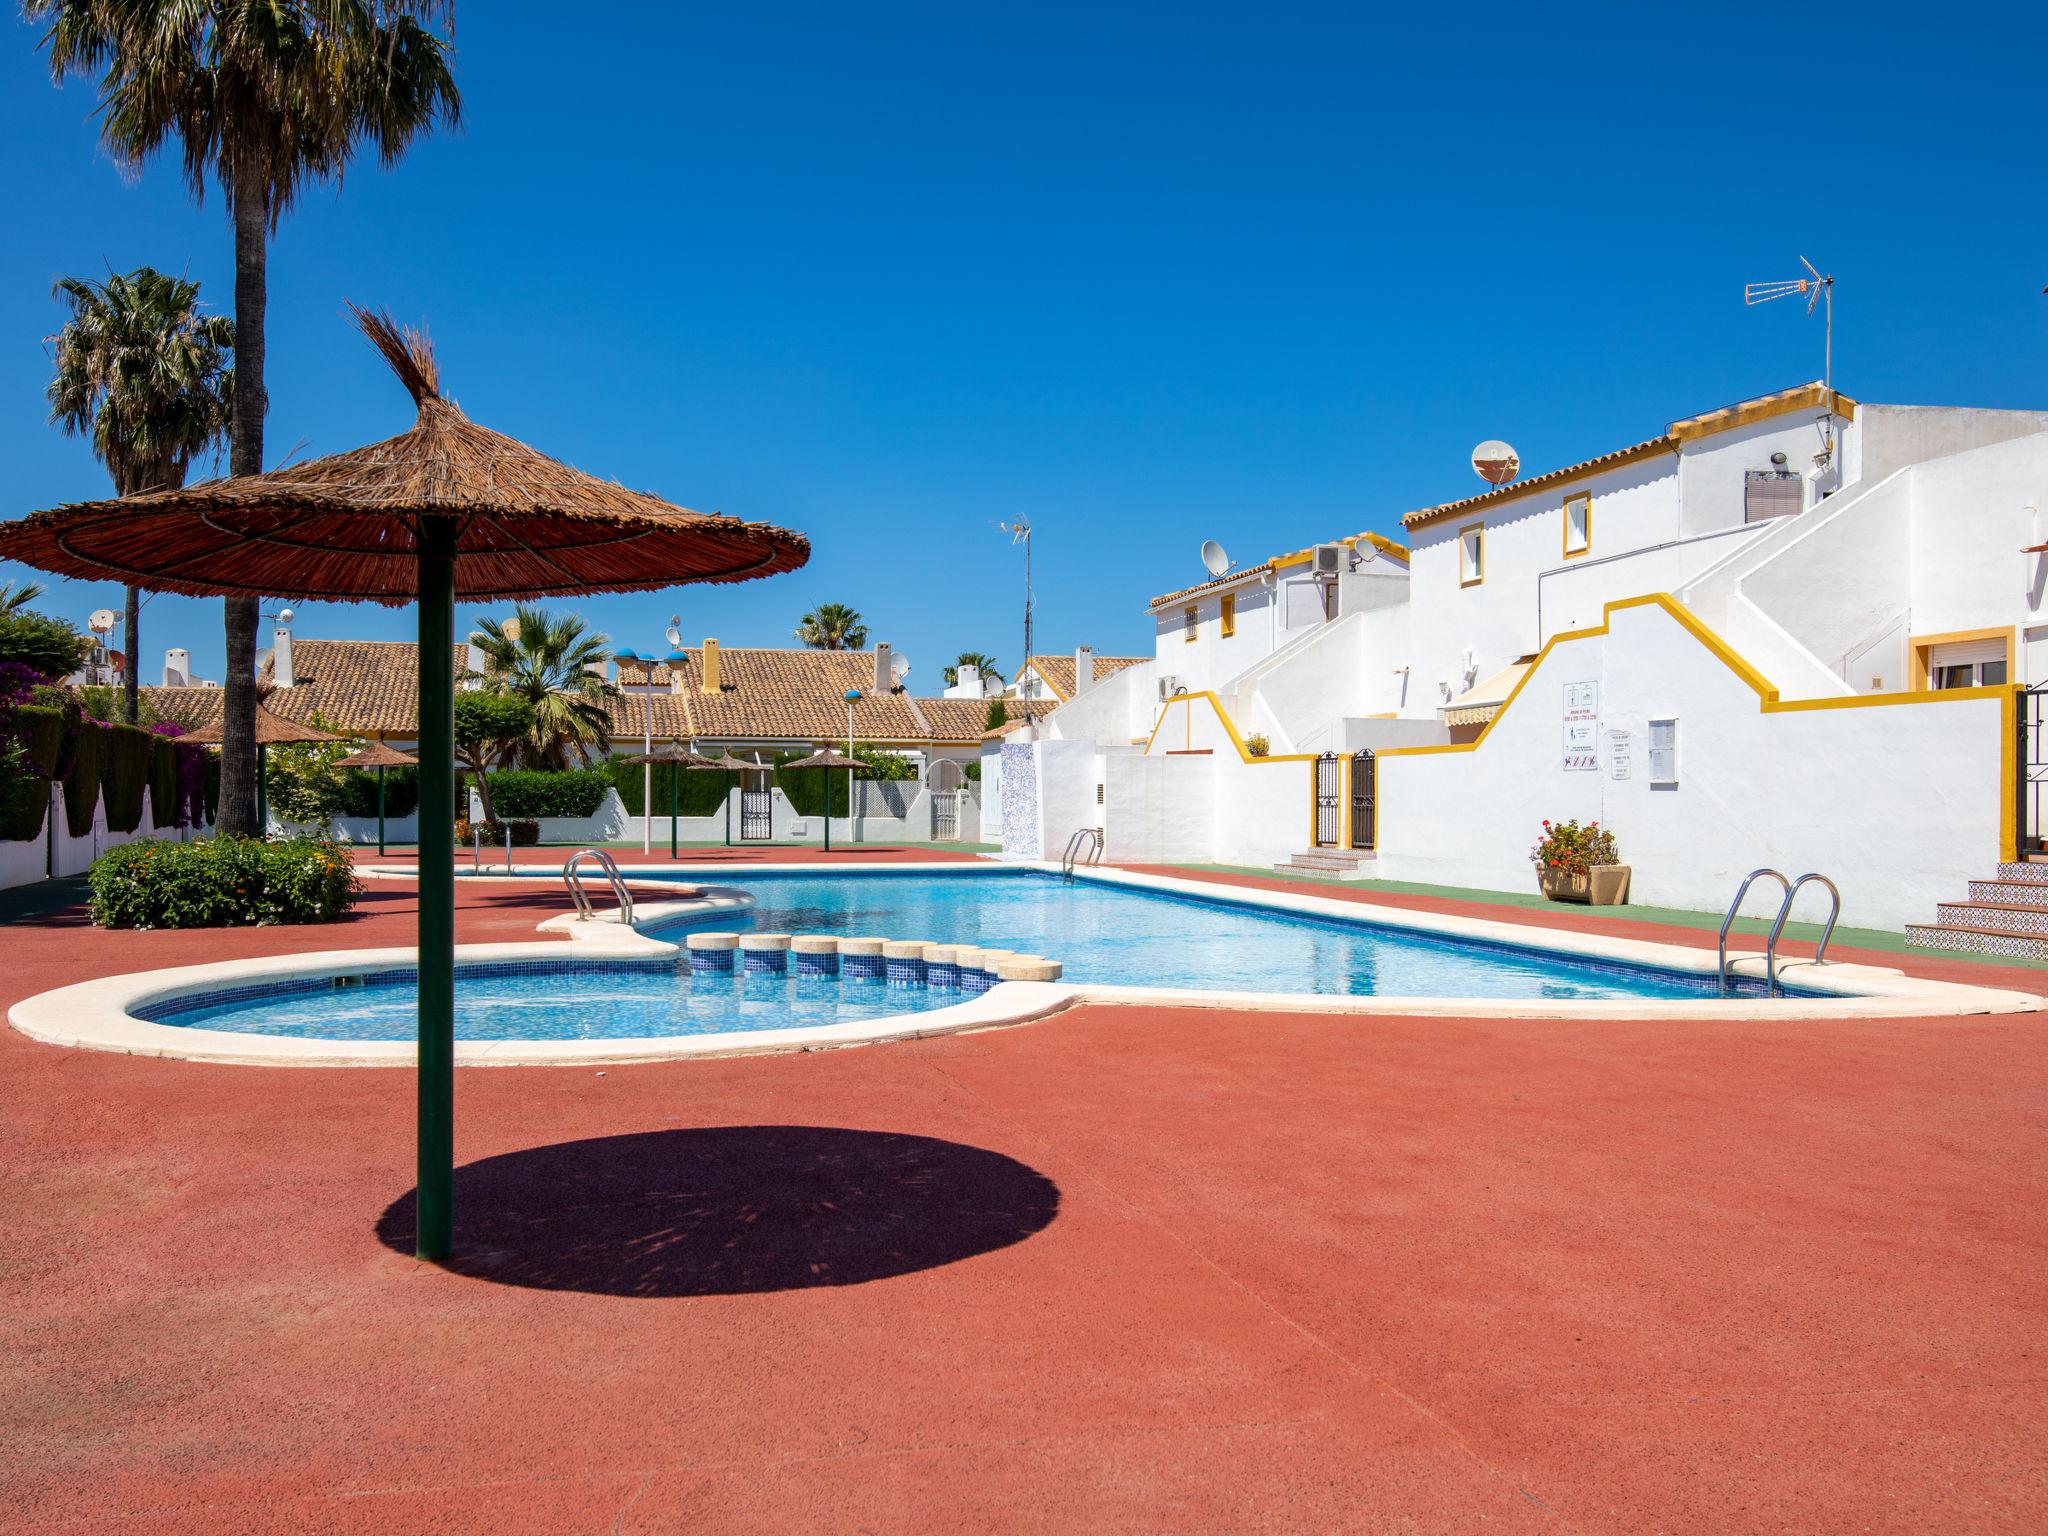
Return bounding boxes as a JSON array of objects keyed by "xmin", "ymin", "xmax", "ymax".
[
  {"xmin": 1937, "ymin": 903, "xmax": 2048, "ymax": 935},
  {"xmin": 1905, "ymin": 924, "xmax": 2048, "ymax": 960},
  {"xmin": 1994, "ymin": 863, "xmax": 2048, "ymax": 885},
  {"xmin": 1968, "ymin": 881, "xmax": 2048, "ymax": 906}
]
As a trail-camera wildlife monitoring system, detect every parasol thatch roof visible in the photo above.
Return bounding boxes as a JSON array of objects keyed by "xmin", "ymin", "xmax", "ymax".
[
  {"xmin": 0, "ymin": 306, "xmax": 810, "ymax": 605},
  {"xmin": 690, "ymin": 750, "xmax": 754, "ymax": 771},
  {"xmin": 781, "ymin": 747, "xmax": 870, "ymax": 773},
  {"xmin": 333, "ymin": 741, "xmax": 419, "ymax": 770},
  {"xmin": 179, "ymin": 701, "xmax": 343, "ymax": 747},
  {"xmin": 616, "ymin": 744, "xmax": 717, "ymax": 767}
]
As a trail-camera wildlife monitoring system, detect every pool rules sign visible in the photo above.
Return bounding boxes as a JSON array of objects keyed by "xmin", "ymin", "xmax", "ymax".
[{"xmin": 1562, "ymin": 681, "xmax": 1599, "ymax": 771}]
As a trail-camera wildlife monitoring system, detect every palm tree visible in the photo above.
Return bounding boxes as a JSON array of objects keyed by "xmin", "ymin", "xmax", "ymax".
[
  {"xmin": 0, "ymin": 581, "xmax": 47, "ymax": 615},
  {"xmin": 466, "ymin": 607, "xmax": 621, "ymax": 769},
  {"xmin": 46, "ymin": 267, "xmax": 233, "ymax": 724},
  {"xmin": 28, "ymin": 1, "xmax": 461, "ymax": 835},
  {"xmin": 941, "ymin": 651, "xmax": 1005, "ymax": 687},
  {"xmin": 794, "ymin": 603, "xmax": 869, "ymax": 651}
]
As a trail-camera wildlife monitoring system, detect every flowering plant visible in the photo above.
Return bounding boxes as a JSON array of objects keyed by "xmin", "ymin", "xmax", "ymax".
[{"xmin": 1529, "ymin": 817, "xmax": 1619, "ymax": 878}]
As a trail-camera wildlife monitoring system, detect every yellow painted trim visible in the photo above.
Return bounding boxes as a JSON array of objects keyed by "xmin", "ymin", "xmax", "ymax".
[
  {"xmin": 1378, "ymin": 592, "xmax": 2016, "ymax": 860},
  {"xmin": 1668, "ymin": 382, "xmax": 1858, "ymax": 442},
  {"xmin": 1018, "ymin": 658, "xmax": 1069, "ymax": 704},
  {"xmin": 1458, "ymin": 522, "xmax": 1485, "ymax": 587},
  {"xmin": 1562, "ymin": 492, "xmax": 1591, "ymax": 561},
  {"xmin": 1220, "ymin": 592, "xmax": 1236, "ymax": 638},
  {"xmin": 1340, "ymin": 755, "xmax": 1352, "ymax": 848},
  {"xmin": 1140, "ymin": 691, "xmax": 1319, "ymax": 766},
  {"xmin": 1906, "ymin": 625, "xmax": 2015, "ymax": 691}
]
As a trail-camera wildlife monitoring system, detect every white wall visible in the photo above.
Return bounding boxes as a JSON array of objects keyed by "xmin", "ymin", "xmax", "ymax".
[
  {"xmin": 1906, "ymin": 431, "xmax": 2048, "ymax": 655},
  {"xmin": 1375, "ymin": 598, "xmax": 2005, "ymax": 928},
  {"xmin": 1103, "ymin": 755, "xmax": 1215, "ymax": 863}
]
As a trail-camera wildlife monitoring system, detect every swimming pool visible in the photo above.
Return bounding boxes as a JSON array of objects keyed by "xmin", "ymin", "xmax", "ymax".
[{"xmin": 131, "ymin": 867, "xmax": 1811, "ymax": 1044}]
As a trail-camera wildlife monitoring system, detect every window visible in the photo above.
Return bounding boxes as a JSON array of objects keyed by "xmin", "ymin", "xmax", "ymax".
[
  {"xmin": 1563, "ymin": 494, "xmax": 1591, "ymax": 558},
  {"xmin": 1183, "ymin": 604, "xmax": 1199, "ymax": 643},
  {"xmin": 1220, "ymin": 592, "xmax": 1236, "ymax": 638},
  {"xmin": 1459, "ymin": 524, "xmax": 1484, "ymax": 587},
  {"xmin": 1918, "ymin": 632, "xmax": 2012, "ymax": 690},
  {"xmin": 1648, "ymin": 718, "xmax": 1678, "ymax": 785}
]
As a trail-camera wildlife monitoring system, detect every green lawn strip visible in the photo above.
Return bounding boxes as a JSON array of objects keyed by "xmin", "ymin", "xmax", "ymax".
[{"xmin": 1160, "ymin": 863, "xmax": 2048, "ymax": 973}]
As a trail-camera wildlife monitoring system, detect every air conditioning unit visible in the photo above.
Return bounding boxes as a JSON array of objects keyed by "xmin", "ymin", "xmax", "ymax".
[
  {"xmin": 1157, "ymin": 675, "xmax": 1185, "ymax": 700},
  {"xmin": 1311, "ymin": 543, "xmax": 1344, "ymax": 578}
]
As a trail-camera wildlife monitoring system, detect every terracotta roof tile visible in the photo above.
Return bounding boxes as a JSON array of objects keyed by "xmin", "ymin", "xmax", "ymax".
[
  {"xmin": 1147, "ymin": 531, "xmax": 1408, "ymax": 609},
  {"xmin": 1018, "ymin": 653, "xmax": 1149, "ymax": 702}
]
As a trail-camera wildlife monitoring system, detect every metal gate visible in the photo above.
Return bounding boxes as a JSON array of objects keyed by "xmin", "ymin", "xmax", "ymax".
[
  {"xmin": 2021, "ymin": 685, "xmax": 2048, "ymax": 857},
  {"xmin": 1314, "ymin": 752, "xmax": 1342, "ymax": 848},
  {"xmin": 740, "ymin": 786, "xmax": 774, "ymax": 841},
  {"xmin": 932, "ymin": 790, "xmax": 961, "ymax": 842},
  {"xmin": 1350, "ymin": 750, "xmax": 1376, "ymax": 851}
]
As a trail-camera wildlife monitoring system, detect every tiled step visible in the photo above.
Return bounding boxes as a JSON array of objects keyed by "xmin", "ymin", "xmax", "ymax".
[
  {"xmin": 1966, "ymin": 880, "xmax": 2048, "ymax": 907},
  {"xmin": 1905, "ymin": 922, "xmax": 2048, "ymax": 961},
  {"xmin": 1276, "ymin": 850, "xmax": 1379, "ymax": 881},
  {"xmin": 1994, "ymin": 861, "xmax": 2048, "ymax": 884},
  {"xmin": 1935, "ymin": 902, "xmax": 2048, "ymax": 935}
]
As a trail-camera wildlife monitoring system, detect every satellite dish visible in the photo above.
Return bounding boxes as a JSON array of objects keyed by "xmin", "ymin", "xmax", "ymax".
[
  {"xmin": 1200, "ymin": 539, "xmax": 1231, "ymax": 578},
  {"xmin": 87, "ymin": 608, "xmax": 117, "ymax": 634},
  {"xmin": 276, "ymin": 606, "xmax": 295, "ymax": 625},
  {"xmin": 890, "ymin": 652, "xmax": 911, "ymax": 683},
  {"xmin": 664, "ymin": 623, "xmax": 682, "ymax": 649},
  {"xmin": 1472, "ymin": 440, "xmax": 1520, "ymax": 487},
  {"xmin": 1354, "ymin": 540, "xmax": 1378, "ymax": 569}
]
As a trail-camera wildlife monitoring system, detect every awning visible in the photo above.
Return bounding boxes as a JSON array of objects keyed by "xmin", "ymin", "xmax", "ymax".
[{"xmin": 1441, "ymin": 658, "xmax": 1533, "ymax": 728}]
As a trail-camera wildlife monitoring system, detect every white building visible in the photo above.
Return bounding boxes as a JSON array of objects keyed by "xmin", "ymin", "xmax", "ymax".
[{"xmin": 993, "ymin": 381, "xmax": 2048, "ymax": 939}]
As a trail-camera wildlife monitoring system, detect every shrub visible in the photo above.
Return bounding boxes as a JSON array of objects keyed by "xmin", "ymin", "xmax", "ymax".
[
  {"xmin": 15, "ymin": 702, "xmax": 68, "ymax": 776},
  {"xmin": 963, "ymin": 761, "xmax": 982, "ymax": 782},
  {"xmin": 603, "ymin": 757, "xmax": 731, "ymax": 818},
  {"xmin": 1244, "ymin": 733, "xmax": 1270, "ymax": 758},
  {"xmin": 984, "ymin": 698, "xmax": 1008, "ymax": 732},
  {"xmin": 63, "ymin": 721, "xmax": 103, "ymax": 837},
  {"xmin": 455, "ymin": 818, "xmax": 541, "ymax": 847},
  {"xmin": 337, "ymin": 765, "xmax": 420, "ymax": 819},
  {"xmin": 102, "ymin": 723, "xmax": 154, "ymax": 834},
  {"xmin": 1529, "ymin": 818, "xmax": 1619, "ymax": 878},
  {"xmin": 148, "ymin": 736, "xmax": 181, "ymax": 828},
  {"xmin": 486, "ymin": 767, "xmax": 611, "ymax": 819},
  {"xmin": 0, "ymin": 607, "xmax": 90, "ymax": 679},
  {"xmin": 87, "ymin": 836, "xmax": 360, "ymax": 929}
]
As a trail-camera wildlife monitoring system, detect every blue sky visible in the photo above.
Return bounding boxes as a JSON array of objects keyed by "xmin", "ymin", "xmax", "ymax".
[{"xmin": 3, "ymin": 2, "xmax": 2042, "ymax": 685}]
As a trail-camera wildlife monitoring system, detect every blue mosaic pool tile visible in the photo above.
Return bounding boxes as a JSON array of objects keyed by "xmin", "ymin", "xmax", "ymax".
[
  {"xmin": 795, "ymin": 951, "xmax": 839, "ymax": 977},
  {"xmin": 688, "ymin": 950, "xmax": 734, "ymax": 974},
  {"xmin": 885, "ymin": 957, "xmax": 926, "ymax": 988},
  {"xmin": 925, "ymin": 961, "xmax": 960, "ymax": 989},
  {"xmin": 743, "ymin": 948, "xmax": 787, "ymax": 974}
]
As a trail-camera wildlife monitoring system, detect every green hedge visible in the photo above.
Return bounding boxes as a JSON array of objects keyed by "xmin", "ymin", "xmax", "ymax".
[
  {"xmin": 487, "ymin": 767, "xmax": 611, "ymax": 819},
  {"xmin": 455, "ymin": 817, "xmax": 541, "ymax": 847},
  {"xmin": 338, "ymin": 765, "xmax": 420, "ymax": 819},
  {"xmin": 17, "ymin": 704, "xmax": 65, "ymax": 775},
  {"xmin": 603, "ymin": 758, "xmax": 732, "ymax": 818},
  {"xmin": 148, "ymin": 737, "xmax": 181, "ymax": 829},
  {"xmin": 63, "ymin": 723, "xmax": 102, "ymax": 837},
  {"xmin": 87, "ymin": 836, "xmax": 360, "ymax": 929},
  {"xmin": 102, "ymin": 724, "xmax": 153, "ymax": 834}
]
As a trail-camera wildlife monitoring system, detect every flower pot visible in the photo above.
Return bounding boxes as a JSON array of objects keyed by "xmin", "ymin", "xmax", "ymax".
[{"xmin": 1538, "ymin": 864, "xmax": 1631, "ymax": 905}]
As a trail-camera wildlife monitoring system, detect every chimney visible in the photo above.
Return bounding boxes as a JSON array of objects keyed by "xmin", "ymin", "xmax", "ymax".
[
  {"xmin": 874, "ymin": 642, "xmax": 894, "ymax": 693},
  {"xmin": 163, "ymin": 648, "xmax": 191, "ymax": 688},
  {"xmin": 465, "ymin": 640, "xmax": 487, "ymax": 678},
  {"xmin": 1074, "ymin": 644, "xmax": 1095, "ymax": 694},
  {"xmin": 957, "ymin": 662, "xmax": 982, "ymax": 698},
  {"xmin": 701, "ymin": 638, "xmax": 721, "ymax": 694},
  {"xmin": 271, "ymin": 625, "xmax": 295, "ymax": 689}
]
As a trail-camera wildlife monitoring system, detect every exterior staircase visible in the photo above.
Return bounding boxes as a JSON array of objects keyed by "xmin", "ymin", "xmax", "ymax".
[
  {"xmin": 1275, "ymin": 849, "xmax": 1378, "ymax": 881},
  {"xmin": 1905, "ymin": 862, "xmax": 2048, "ymax": 960}
]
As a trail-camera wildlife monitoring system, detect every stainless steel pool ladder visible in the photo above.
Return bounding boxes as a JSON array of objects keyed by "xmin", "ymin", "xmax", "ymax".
[
  {"xmin": 471, "ymin": 821, "xmax": 513, "ymax": 874},
  {"xmin": 1718, "ymin": 868, "xmax": 1841, "ymax": 996},
  {"xmin": 563, "ymin": 849, "xmax": 635, "ymax": 926},
  {"xmin": 1061, "ymin": 827, "xmax": 1104, "ymax": 881}
]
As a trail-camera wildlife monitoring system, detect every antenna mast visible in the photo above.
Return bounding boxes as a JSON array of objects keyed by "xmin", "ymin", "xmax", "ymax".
[
  {"xmin": 997, "ymin": 517, "xmax": 1034, "ymax": 712},
  {"xmin": 1744, "ymin": 256, "xmax": 1837, "ymax": 460}
]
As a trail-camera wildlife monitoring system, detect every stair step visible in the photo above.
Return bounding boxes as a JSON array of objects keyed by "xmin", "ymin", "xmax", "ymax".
[
  {"xmin": 1905, "ymin": 923, "xmax": 2048, "ymax": 961},
  {"xmin": 1967, "ymin": 881, "xmax": 2048, "ymax": 907},
  {"xmin": 1938, "ymin": 901, "xmax": 2048, "ymax": 931},
  {"xmin": 1994, "ymin": 861, "xmax": 2048, "ymax": 885}
]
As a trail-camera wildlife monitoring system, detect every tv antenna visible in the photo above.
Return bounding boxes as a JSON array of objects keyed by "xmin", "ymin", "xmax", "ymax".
[
  {"xmin": 1745, "ymin": 256, "xmax": 1837, "ymax": 460},
  {"xmin": 995, "ymin": 517, "xmax": 1034, "ymax": 700}
]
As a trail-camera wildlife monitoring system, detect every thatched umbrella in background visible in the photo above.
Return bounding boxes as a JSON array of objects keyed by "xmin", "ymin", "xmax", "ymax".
[
  {"xmin": 615, "ymin": 742, "xmax": 715, "ymax": 859},
  {"xmin": 688, "ymin": 749, "xmax": 753, "ymax": 846},
  {"xmin": 333, "ymin": 740, "xmax": 418, "ymax": 857},
  {"xmin": 0, "ymin": 307, "xmax": 808, "ymax": 1260},
  {"xmin": 178, "ymin": 701, "xmax": 343, "ymax": 836},
  {"xmin": 779, "ymin": 747, "xmax": 872, "ymax": 853}
]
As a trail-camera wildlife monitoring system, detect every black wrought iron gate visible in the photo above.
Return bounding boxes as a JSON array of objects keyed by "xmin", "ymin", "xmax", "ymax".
[
  {"xmin": 1314, "ymin": 752, "xmax": 1342, "ymax": 847},
  {"xmin": 2020, "ymin": 685, "xmax": 2048, "ymax": 857},
  {"xmin": 1350, "ymin": 750, "xmax": 1376, "ymax": 851}
]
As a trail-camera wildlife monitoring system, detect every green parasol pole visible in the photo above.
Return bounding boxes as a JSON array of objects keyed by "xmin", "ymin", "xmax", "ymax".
[
  {"xmin": 377, "ymin": 764, "xmax": 387, "ymax": 857},
  {"xmin": 669, "ymin": 752, "xmax": 679, "ymax": 860},
  {"xmin": 414, "ymin": 518, "xmax": 457, "ymax": 1261}
]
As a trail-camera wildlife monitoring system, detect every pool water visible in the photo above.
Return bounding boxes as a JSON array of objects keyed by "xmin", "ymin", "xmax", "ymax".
[{"xmin": 146, "ymin": 869, "xmax": 1794, "ymax": 1043}]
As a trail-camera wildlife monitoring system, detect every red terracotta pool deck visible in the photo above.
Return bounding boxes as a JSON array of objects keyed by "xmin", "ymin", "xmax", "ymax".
[{"xmin": 2, "ymin": 856, "xmax": 2044, "ymax": 1532}]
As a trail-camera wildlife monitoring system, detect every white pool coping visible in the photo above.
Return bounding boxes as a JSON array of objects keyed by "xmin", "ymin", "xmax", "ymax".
[{"xmin": 10, "ymin": 859, "xmax": 2040, "ymax": 1067}]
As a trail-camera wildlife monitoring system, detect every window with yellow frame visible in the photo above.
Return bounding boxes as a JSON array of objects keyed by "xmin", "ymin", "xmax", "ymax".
[
  {"xmin": 1562, "ymin": 493, "xmax": 1591, "ymax": 559},
  {"xmin": 1183, "ymin": 603, "xmax": 1199, "ymax": 642},
  {"xmin": 1220, "ymin": 592, "xmax": 1236, "ymax": 638},
  {"xmin": 1458, "ymin": 523, "xmax": 1484, "ymax": 587}
]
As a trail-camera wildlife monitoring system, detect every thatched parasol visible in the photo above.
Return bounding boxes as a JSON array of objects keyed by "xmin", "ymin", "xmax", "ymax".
[
  {"xmin": 333, "ymin": 741, "xmax": 420, "ymax": 857},
  {"xmin": 615, "ymin": 743, "xmax": 716, "ymax": 859},
  {"xmin": 780, "ymin": 748, "xmax": 871, "ymax": 853},
  {"xmin": 685, "ymin": 750, "xmax": 754, "ymax": 846},
  {"xmin": 0, "ymin": 307, "xmax": 809, "ymax": 1262},
  {"xmin": 178, "ymin": 703, "xmax": 344, "ymax": 835}
]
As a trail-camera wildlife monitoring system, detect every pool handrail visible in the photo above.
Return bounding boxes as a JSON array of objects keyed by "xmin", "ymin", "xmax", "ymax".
[
  {"xmin": 1719, "ymin": 868, "xmax": 1791, "ymax": 996},
  {"xmin": 1765, "ymin": 873, "xmax": 1841, "ymax": 993},
  {"xmin": 1061, "ymin": 827, "xmax": 1104, "ymax": 881},
  {"xmin": 562, "ymin": 849, "xmax": 635, "ymax": 927}
]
